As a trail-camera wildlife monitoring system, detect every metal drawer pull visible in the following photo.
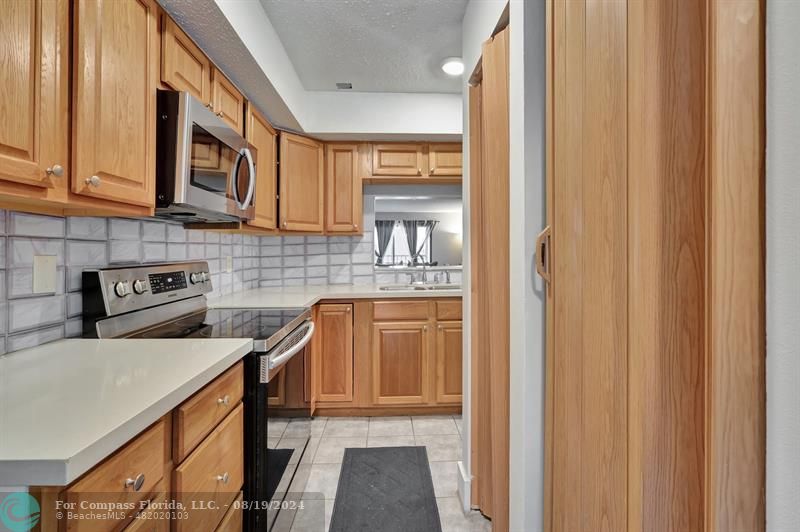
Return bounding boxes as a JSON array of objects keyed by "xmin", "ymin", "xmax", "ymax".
[
  {"xmin": 217, "ymin": 395, "xmax": 230, "ymax": 406},
  {"xmin": 216, "ymin": 472, "xmax": 230, "ymax": 484},
  {"xmin": 85, "ymin": 175, "xmax": 101, "ymax": 187},
  {"xmin": 124, "ymin": 473, "xmax": 145, "ymax": 491}
]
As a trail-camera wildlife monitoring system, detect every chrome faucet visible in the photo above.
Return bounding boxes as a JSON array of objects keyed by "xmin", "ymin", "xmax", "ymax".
[{"xmin": 444, "ymin": 270, "xmax": 451, "ymax": 284}]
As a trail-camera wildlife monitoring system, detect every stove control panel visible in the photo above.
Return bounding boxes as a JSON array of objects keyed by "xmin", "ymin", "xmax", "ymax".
[{"xmin": 82, "ymin": 261, "xmax": 212, "ymax": 318}]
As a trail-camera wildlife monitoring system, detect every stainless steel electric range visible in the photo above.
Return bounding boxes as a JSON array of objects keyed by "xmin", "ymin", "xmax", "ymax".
[{"xmin": 81, "ymin": 261, "xmax": 314, "ymax": 532}]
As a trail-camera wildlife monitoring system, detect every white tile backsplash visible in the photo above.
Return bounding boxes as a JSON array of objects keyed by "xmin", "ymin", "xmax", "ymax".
[{"xmin": 0, "ymin": 209, "xmax": 458, "ymax": 356}]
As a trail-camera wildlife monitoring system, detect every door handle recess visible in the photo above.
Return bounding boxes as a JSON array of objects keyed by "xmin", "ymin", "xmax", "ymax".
[{"xmin": 535, "ymin": 225, "xmax": 552, "ymax": 285}]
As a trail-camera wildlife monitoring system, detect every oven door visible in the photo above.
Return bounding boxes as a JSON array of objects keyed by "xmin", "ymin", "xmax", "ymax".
[{"xmin": 159, "ymin": 90, "xmax": 256, "ymax": 221}]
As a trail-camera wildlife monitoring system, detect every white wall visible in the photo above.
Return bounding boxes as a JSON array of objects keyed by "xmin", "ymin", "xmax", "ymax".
[
  {"xmin": 459, "ymin": 0, "xmax": 508, "ymax": 514},
  {"xmin": 766, "ymin": 2, "xmax": 800, "ymax": 530}
]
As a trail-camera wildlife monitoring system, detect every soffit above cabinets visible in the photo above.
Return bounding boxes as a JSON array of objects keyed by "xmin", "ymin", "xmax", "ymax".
[
  {"xmin": 258, "ymin": 0, "xmax": 469, "ymax": 94},
  {"xmin": 159, "ymin": 0, "xmax": 463, "ymax": 140}
]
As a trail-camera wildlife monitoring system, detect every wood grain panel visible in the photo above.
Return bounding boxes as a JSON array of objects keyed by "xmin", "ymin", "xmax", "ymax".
[
  {"xmin": 245, "ymin": 104, "xmax": 277, "ymax": 230},
  {"xmin": 435, "ymin": 321, "xmax": 463, "ymax": 404},
  {"xmin": 372, "ymin": 322, "xmax": 428, "ymax": 405},
  {"xmin": 317, "ymin": 303, "xmax": 354, "ymax": 402},
  {"xmin": 0, "ymin": 0, "xmax": 69, "ymax": 191},
  {"xmin": 371, "ymin": 144, "xmax": 425, "ymax": 176},
  {"xmin": 705, "ymin": 1, "xmax": 766, "ymax": 530},
  {"xmin": 628, "ymin": 1, "xmax": 706, "ymax": 530},
  {"xmin": 373, "ymin": 300, "xmax": 429, "ymax": 321},
  {"xmin": 325, "ymin": 143, "xmax": 363, "ymax": 233},
  {"xmin": 211, "ymin": 68, "xmax": 244, "ymax": 135},
  {"xmin": 161, "ymin": 16, "xmax": 211, "ymax": 104},
  {"xmin": 174, "ymin": 362, "xmax": 243, "ymax": 463},
  {"xmin": 278, "ymin": 132, "xmax": 324, "ymax": 232},
  {"xmin": 72, "ymin": 0, "xmax": 158, "ymax": 207},
  {"xmin": 428, "ymin": 143, "xmax": 463, "ymax": 177},
  {"xmin": 435, "ymin": 299, "xmax": 462, "ymax": 320},
  {"xmin": 65, "ymin": 420, "xmax": 166, "ymax": 532},
  {"xmin": 215, "ymin": 492, "xmax": 243, "ymax": 532},
  {"xmin": 480, "ymin": 27, "xmax": 510, "ymax": 532},
  {"xmin": 174, "ymin": 404, "xmax": 243, "ymax": 532}
]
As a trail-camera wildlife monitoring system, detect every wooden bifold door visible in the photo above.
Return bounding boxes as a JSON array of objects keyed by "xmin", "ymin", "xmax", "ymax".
[{"xmin": 545, "ymin": 1, "xmax": 765, "ymax": 531}]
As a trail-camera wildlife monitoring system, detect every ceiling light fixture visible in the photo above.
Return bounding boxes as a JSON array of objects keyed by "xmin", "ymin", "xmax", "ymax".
[{"xmin": 440, "ymin": 57, "xmax": 464, "ymax": 77}]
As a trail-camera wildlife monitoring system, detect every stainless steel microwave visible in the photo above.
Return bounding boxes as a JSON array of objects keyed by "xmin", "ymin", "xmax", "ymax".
[{"xmin": 155, "ymin": 90, "xmax": 255, "ymax": 224}]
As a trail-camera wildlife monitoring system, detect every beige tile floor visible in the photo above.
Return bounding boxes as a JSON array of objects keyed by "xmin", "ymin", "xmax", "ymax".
[{"xmin": 271, "ymin": 415, "xmax": 491, "ymax": 532}]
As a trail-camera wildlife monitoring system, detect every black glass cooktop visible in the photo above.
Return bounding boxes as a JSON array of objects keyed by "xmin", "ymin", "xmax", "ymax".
[{"xmin": 129, "ymin": 307, "xmax": 309, "ymax": 343}]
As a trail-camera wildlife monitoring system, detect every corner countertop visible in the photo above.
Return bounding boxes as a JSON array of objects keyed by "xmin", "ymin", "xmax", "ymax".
[
  {"xmin": 207, "ymin": 284, "xmax": 463, "ymax": 309},
  {"xmin": 0, "ymin": 338, "xmax": 253, "ymax": 487}
]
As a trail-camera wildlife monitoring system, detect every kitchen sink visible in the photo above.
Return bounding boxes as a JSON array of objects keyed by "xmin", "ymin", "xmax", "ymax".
[{"xmin": 378, "ymin": 284, "xmax": 462, "ymax": 291}]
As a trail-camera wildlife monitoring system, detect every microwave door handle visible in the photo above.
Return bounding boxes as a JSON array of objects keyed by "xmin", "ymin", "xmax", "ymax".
[{"xmin": 233, "ymin": 147, "xmax": 256, "ymax": 211}]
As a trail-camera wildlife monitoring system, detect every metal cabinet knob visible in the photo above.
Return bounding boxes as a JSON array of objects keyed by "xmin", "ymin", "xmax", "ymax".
[
  {"xmin": 125, "ymin": 473, "xmax": 145, "ymax": 491},
  {"xmin": 423, "ymin": 325, "xmax": 428, "ymax": 332},
  {"xmin": 217, "ymin": 395, "xmax": 230, "ymax": 406},
  {"xmin": 216, "ymin": 472, "xmax": 230, "ymax": 484},
  {"xmin": 430, "ymin": 168, "xmax": 435, "ymax": 174},
  {"xmin": 46, "ymin": 164, "xmax": 64, "ymax": 177},
  {"xmin": 85, "ymin": 175, "xmax": 101, "ymax": 187},
  {"xmin": 216, "ymin": 111, "xmax": 223, "ymax": 118},
  {"xmin": 438, "ymin": 325, "xmax": 443, "ymax": 330},
  {"xmin": 206, "ymin": 102, "xmax": 213, "ymax": 109},
  {"xmin": 417, "ymin": 168, "xmax": 422, "ymax": 175},
  {"xmin": 282, "ymin": 221, "xmax": 287, "ymax": 228}
]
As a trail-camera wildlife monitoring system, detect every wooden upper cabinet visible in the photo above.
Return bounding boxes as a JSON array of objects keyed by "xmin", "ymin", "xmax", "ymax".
[
  {"xmin": 211, "ymin": 68, "xmax": 245, "ymax": 135},
  {"xmin": 161, "ymin": 16, "xmax": 212, "ymax": 104},
  {"xmin": 429, "ymin": 143, "xmax": 463, "ymax": 176},
  {"xmin": 435, "ymin": 321, "xmax": 463, "ymax": 404},
  {"xmin": 72, "ymin": 0, "xmax": 158, "ymax": 208},
  {"xmin": 279, "ymin": 132, "xmax": 324, "ymax": 232},
  {"xmin": 325, "ymin": 144, "xmax": 364, "ymax": 233},
  {"xmin": 372, "ymin": 321, "xmax": 429, "ymax": 405},
  {"xmin": 317, "ymin": 304, "xmax": 354, "ymax": 402},
  {"xmin": 245, "ymin": 104, "xmax": 277, "ymax": 230},
  {"xmin": 372, "ymin": 144, "xmax": 425, "ymax": 176},
  {"xmin": 0, "ymin": 0, "xmax": 69, "ymax": 193}
]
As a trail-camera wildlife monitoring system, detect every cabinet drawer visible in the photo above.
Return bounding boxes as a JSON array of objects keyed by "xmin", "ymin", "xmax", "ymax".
[
  {"xmin": 215, "ymin": 492, "xmax": 243, "ymax": 532},
  {"xmin": 373, "ymin": 300, "xmax": 429, "ymax": 321},
  {"xmin": 65, "ymin": 420, "xmax": 166, "ymax": 532},
  {"xmin": 174, "ymin": 404, "xmax": 244, "ymax": 532},
  {"xmin": 436, "ymin": 300, "xmax": 462, "ymax": 320},
  {"xmin": 175, "ymin": 362, "xmax": 243, "ymax": 463},
  {"xmin": 124, "ymin": 489, "xmax": 170, "ymax": 532}
]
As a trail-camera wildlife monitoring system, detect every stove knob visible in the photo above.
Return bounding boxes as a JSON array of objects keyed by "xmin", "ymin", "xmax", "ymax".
[
  {"xmin": 201, "ymin": 271, "xmax": 210, "ymax": 283},
  {"xmin": 132, "ymin": 279, "xmax": 149, "ymax": 294},
  {"xmin": 190, "ymin": 272, "xmax": 203, "ymax": 284},
  {"xmin": 114, "ymin": 281, "xmax": 131, "ymax": 298}
]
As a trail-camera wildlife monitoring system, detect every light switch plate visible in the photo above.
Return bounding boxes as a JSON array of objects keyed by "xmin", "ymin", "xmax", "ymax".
[
  {"xmin": 225, "ymin": 256, "xmax": 233, "ymax": 273},
  {"xmin": 33, "ymin": 255, "xmax": 58, "ymax": 293}
]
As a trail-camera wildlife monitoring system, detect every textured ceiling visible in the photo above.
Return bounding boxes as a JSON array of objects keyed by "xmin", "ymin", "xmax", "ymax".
[{"xmin": 258, "ymin": 0, "xmax": 469, "ymax": 94}]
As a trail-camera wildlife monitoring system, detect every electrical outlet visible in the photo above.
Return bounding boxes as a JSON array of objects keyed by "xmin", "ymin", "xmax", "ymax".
[
  {"xmin": 225, "ymin": 256, "xmax": 233, "ymax": 273},
  {"xmin": 33, "ymin": 255, "xmax": 57, "ymax": 293}
]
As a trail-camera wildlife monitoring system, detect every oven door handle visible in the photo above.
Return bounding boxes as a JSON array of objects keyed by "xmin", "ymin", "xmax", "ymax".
[{"xmin": 268, "ymin": 321, "xmax": 315, "ymax": 371}]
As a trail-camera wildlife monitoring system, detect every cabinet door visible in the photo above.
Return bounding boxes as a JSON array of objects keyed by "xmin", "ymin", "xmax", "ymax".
[
  {"xmin": 325, "ymin": 144, "xmax": 363, "ymax": 233},
  {"xmin": 0, "ymin": 0, "xmax": 69, "ymax": 191},
  {"xmin": 372, "ymin": 321, "xmax": 429, "ymax": 405},
  {"xmin": 371, "ymin": 144, "xmax": 425, "ymax": 177},
  {"xmin": 245, "ymin": 104, "xmax": 277, "ymax": 230},
  {"xmin": 428, "ymin": 143, "xmax": 463, "ymax": 177},
  {"xmin": 211, "ymin": 68, "xmax": 244, "ymax": 135},
  {"xmin": 435, "ymin": 321, "xmax": 463, "ymax": 404},
  {"xmin": 161, "ymin": 16, "xmax": 212, "ymax": 105},
  {"xmin": 72, "ymin": 0, "xmax": 158, "ymax": 207},
  {"xmin": 279, "ymin": 132, "xmax": 324, "ymax": 232},
  {"xmin": 317, "ymin": 304, "xmax": 354, "ymax": 402}
]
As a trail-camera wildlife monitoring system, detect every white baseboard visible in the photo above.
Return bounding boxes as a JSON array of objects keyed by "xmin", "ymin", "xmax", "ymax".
[{"xmin": 457, "ymin": 460, "xmax": 472, "ymax": 512}]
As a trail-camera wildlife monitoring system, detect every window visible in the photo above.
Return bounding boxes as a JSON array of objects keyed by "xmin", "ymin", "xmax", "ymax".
[{"xmin": 374, "ymin": 222, "xmax": 432, "ymax": 266}]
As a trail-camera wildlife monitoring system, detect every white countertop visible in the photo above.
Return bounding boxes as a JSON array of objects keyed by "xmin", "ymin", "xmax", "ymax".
[
  {"xmin": 0, "ymin": 338, "xmax": 253, "ymax": 487},
  {"xmin": 208, "ymin": 284, "xmax": 462, "ymax": 309}
]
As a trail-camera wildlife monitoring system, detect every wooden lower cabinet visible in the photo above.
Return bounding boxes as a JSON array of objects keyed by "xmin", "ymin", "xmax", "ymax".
[
  {"xmin": 436, "ymin": 321, "xmax": 463, "ymax": 404},
  {"xmin": 372, "ymin": 321, "xmax": 430, "ymax": 405},
  {"xmin": 215, "ymin": 492, "xmax": 243, "ymax": 532},
  {"xmin": 316, "ymin": 303, "xmax": 354, "ymax": 402}
]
